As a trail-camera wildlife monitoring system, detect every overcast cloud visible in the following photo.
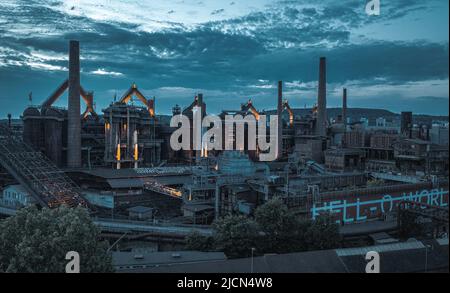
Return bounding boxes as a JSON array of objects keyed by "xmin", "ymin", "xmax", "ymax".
[{"xmin": 0, "ymin": 0, "xmax": 448, "ymax": 116}]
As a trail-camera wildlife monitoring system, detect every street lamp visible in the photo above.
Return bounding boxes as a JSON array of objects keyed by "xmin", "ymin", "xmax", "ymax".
[
  {"xmin": 425, "ymin": 244, "xmax": 433, "ymax": 273},
  {"xmin": 251, "ymin": 247, "xmax": 256, "ymax": 273},
  {"xmin": 107, "ymin": 231, "xmax": 129, "ymax": 253}
]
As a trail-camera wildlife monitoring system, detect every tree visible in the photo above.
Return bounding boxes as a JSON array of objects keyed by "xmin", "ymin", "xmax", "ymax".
[
  {"xmin": 304, "ymin": 213, "xmax": 341, "ymax": 250},
  {"xmin": 254, "ymin": 197, "xmax": 309, "ymax": 253},
  {"xmin": 398, "ymin": 210, "xmax": 424, "ymax": 239},
  {"xmin": 213, "ymin": 215, "xmax": 260, "ymax": 259},
  {"xmin": 185, "ymin": 231, "xmax": 215, "ymax": 251},
  {"xmin": 0, "ymin": 205, "xmax": 113, "ymax": 273}
]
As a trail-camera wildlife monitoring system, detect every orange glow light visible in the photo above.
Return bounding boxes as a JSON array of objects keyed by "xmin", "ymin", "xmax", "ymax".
[
  {"xmin": 116, "ymin": 144, "xmax": 121, "ymax": 161},
  {"xmin": 134, "ymin": 144, "xmax": 139, "ymax": 161}
]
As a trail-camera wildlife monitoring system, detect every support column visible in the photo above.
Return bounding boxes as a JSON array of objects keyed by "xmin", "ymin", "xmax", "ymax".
[{"xmin": 215, "ymin": 183, "xmax": 220, "ymax": 220}]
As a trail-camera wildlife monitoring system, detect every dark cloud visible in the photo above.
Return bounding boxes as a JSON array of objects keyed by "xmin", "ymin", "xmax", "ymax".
[
  {"xmin": 0, "ymin": 0, "xmax": 448, "ymax": 116},
  {"xmin": 211, "ymin": 9, "xmax": 225, "ymax": 15},
  {"xmin": 234, "ymin": 42, "xmax": 449, "ymax": 85}
]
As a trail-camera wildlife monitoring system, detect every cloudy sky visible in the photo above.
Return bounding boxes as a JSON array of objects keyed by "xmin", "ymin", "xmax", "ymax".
[{"xmin": 0, "ymin": 0, "xmax": 448, "ymax": 117}]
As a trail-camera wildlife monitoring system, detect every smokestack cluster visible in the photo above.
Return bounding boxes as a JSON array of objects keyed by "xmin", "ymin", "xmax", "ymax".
[
  {"xmin": 316, "ymin": 57, "xmax": 327, "ymax": 136},
  {"xmin": 277, "ymin": 81, "xmax": 283, "ymax": 159},
  {"xmin": 342, "ymin": 88, "xmax": 347, "ymax": 126},
  {"xmin": 67, "ymin": 40, "xmax": 81, "ymax": 168}
]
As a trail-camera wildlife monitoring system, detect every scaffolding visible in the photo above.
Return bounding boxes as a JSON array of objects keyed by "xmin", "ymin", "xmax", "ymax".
[{"xmin": 0, "ymin": 124, "xmax": 87, "ymax": 208}]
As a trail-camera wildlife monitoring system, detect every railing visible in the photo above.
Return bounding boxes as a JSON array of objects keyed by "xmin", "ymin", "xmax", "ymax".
[{"xmin": 371, "ymin": 172, "xmax": 424, "ymax": 184}]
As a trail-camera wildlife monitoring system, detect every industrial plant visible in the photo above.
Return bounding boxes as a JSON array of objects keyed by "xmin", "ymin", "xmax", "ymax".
[{"xmin": 0, "ymin": 40, "xmax": 448, "ymax": 273}]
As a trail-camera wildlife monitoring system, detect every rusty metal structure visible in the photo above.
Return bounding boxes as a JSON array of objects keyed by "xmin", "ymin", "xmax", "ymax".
[
  {"xmin": 103, "ymin": 84, "xmax": 162, "ymax": 169},
  {"xmin": 40, "ymin": 79, "xmax": 98, "ymax": 120},
  {"xmin": 240, "ymin": 99, "xmax": 260, "ymax": 120},
  {"xmin": 282, "ymin": 100, "xmax": 294, "ymax": 127},
  {"xmin": 119, "ymin": 83, "xmax": 155, "ymax": 118},
  {"xmin": 23, "ymin": 40, "xmax": 102, "ymax": 168},
  {"xmin": 179, "ymin": 94, "xmax": 207, "ymax": 162},
  {"xmin": 0, "ymin": 124, "xmax": 87, "ymax": 208}
]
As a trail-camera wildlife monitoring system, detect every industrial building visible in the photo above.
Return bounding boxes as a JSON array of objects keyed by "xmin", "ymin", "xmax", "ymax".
[
  {"xmin": 0, "ymin": 41, "xmax": 448, "ymax": 253},
  {"xmin": 122, "ymin": 238, "xmax": 449, "ymax": 273},
  {"xmin": 102, "ymin": 84, "xmax": 163, "ymax": 169},
  {"xmin": 1, "ymin": 184, "xmax": 36, "ymax": 207}
]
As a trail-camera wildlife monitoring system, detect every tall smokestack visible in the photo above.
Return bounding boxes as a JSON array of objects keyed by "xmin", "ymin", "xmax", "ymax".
[
  {"xmin": 342, "ymin": 88, "xmax": 347, "ymax": 126},
  {"xmin": 67, "ymin": 40, "xmax": 81, "ymax": 168},
  {"xmin": 277, "ymin": 80, "xmax": 283, "ymax": 159},
  {"xmin": 197, "ymin": 93, "xmax": 203, "ymax": 109},
  {"xmin": 316, "ymin": 57, "xmax": 327, "ymax": 136},
  {"xmin": 196, "ymin": 93, "xmax": 204, "ymax": 162}
]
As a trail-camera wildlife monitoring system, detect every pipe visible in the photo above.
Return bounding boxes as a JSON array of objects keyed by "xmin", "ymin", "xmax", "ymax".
[
  {"xmin": 277, "ymin": 81, "xmax": 283, "ymax": 159},
  {"xmin": 343, "ymin": 88, "xmax": 347, "ymax": 127}
]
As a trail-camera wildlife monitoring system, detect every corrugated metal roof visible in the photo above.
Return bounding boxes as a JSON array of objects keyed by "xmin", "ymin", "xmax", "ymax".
[
  {"xmin": 78, "ymin": 167, "xmax": 193, "ymax": 179},
  {"xmin": 182, "ymin": 204, "xmax": 214, "ymax": 212},
  {"xmin": 107, "ymin": 178, "xmax": 143, "ymax": 189},
  {"xmin": 336, "ymin": 240, "xmax": 425, "ymax": 256},
  {"xmin": 113, "ymin": 251, "xmax": 226, "ymax": 268},
  {"xmin": 127, "ymin": 206, "xmax": 153, "ymax": 213},
  {"xmin": 81, "ymin": 169, "xmax": 138, "ymax": 179},
  {"xmin": 437, "ymin": 238, "xmax": 449, "ymax": 246}
]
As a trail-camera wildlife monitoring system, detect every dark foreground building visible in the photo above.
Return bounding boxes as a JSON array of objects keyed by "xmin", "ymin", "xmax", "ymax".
[{"xmin": 119, "ymin": 238, "xmax": 448, "ymax": 273}]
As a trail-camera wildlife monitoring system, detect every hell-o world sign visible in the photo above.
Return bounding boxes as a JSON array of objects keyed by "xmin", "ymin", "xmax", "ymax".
[{"xmin": 311, "ymin": 188, "xmax": 449, "ymax": 224}]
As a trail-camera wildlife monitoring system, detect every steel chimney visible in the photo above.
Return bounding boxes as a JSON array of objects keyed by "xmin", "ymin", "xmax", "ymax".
[
  {"xmin": 67, "ymin": 40, "xmax": 81, "ymax": 168},
  {"xmin": 316, "ymin": 57, "xmax": 327, "ymax": 136}
]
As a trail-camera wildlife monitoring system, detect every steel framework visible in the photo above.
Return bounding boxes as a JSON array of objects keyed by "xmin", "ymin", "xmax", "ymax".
[{"xmin": 0, "ymin": 124, "xmax": 87, "ymax": 208}]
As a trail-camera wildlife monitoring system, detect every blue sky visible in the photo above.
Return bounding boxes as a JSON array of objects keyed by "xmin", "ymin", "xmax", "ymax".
[{"xmin": 0, "ymin": 0, "xmax": 448, "ymax": 117}]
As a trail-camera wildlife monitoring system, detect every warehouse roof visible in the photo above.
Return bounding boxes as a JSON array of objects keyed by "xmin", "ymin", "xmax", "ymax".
[
  {"xmin": 121, "ymin": 238, "xmax": 448, "ymax": 273},
  {"xmin": 113, "ymin": 251, "xmax": 226, "ymax": 271},
  {"xmin": 76, "ymin": 167, "xmax": 192, "ymax": 180},
  {"xmin": 106, "ymin": 178, "xmax": 143, "ymax": 189},
  {"xmin": 127, "ymin": 206, "xmax": 153, "ymax": 214}
]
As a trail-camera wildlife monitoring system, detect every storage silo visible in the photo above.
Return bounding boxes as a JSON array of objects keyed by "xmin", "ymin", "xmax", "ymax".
[
  {"xmin": 42, "ymin": 107, "xmax": 64, "ymax": 167},
  {"xmin": 22, "ymin": 107, "xmax": 43, "ymax": 151}
]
